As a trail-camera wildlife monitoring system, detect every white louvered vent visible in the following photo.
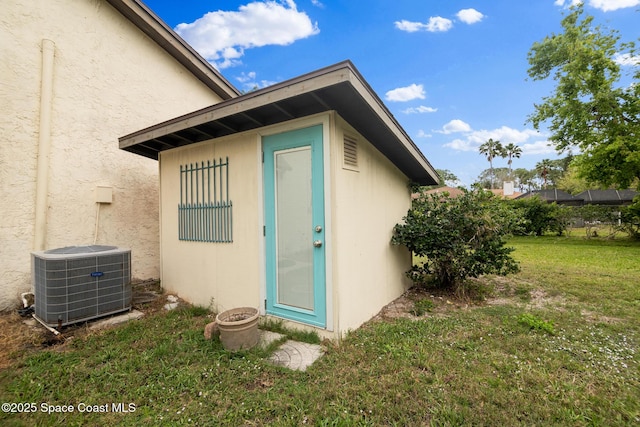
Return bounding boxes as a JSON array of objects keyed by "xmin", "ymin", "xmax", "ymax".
[{"xmin": 343, "ymin": 134, "xmax": 358, "ymax": 170}]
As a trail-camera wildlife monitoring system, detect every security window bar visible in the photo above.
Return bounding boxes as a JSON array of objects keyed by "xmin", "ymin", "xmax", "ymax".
[{"xmin": 179, "ymin": 157, "xmax": 233, "ymax": 243}]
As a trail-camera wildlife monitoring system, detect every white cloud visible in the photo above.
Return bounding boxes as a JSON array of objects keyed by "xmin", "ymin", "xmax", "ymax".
[
  {"xmin": 445, "ymin": 138, "xmax": 475, "ymax": 151},
  {"xmin": 441, "ymin": 124, "xmax": 553, "ymax": 155},
  {"xmin": 403, "ymin": 105, "xmax": 438, "ymax": 114},
  {"xmin": 555, "ymin": 0, "xmax": 640, "ymax": 10},
  {"xmin": 614, "ymin": 53, "xmax": 640, "ymax": 66},
  {"xmin": 395, "ymin": 17, "xmax": 453, "ymax": 33},
  {"xmin": 427, "ymin": 16, "xmax": 454, "ymax": 32},
  {"xmin": 394, "ymin": 20, "xmax": 429, "ymax": 32},
  {"xmin": 456, "ymin": 9, "xmax": 484, "ymax": 24},
  {"xmin": 588, "ymin": 0, "xmax": 640, "ymax": 11},
  {"xmin": 521, "ymin": 140, "xmax": 555, "ymax": 155},
  {"xmin": 385, "ymin": 84, "xmax": 426, "ymax": 102},
  {"xmin": 554, "ymin": 0, "xmax": 582, "ymax": 8},
  {"xmin": 174, "ymin": 0, "xmax": 319, "ymax": 69},
  {"xmin": 417, "ymin": 130, "xmax": 432, "ymax": 138},
  {"xmin": 236, "ymin": 71, "xmax": 257, "ymax": 83},
  {"xmin": 235, "ymin": 71, "xmax": 277, "ymax": 90},
  {"xmin": 439, "ymin": 119, "xmax": 472, "ymax": 134}
]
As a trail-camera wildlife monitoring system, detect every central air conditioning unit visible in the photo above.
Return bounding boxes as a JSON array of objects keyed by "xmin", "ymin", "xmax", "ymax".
[{"xmin": 32, "ymin": 245, "xmax": 132, "ymax": 327}]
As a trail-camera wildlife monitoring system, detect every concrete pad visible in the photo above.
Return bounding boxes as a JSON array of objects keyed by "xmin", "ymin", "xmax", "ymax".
[
  {"xmin": 89, "ymin": 310, "xmax": 144, "ymax": 329},
  {"xmin": 259, "ymin": 329, "xmax": 285, "ymax": 348},
  {"xmin": 269, "ymin": 340, "xmax": 324, "ymax": 371}
]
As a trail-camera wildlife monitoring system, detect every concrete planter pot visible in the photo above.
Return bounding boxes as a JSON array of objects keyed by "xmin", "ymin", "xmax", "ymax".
[{"xmin": 215, "ymin": 307, "xmax": 259, "ymax": 351}]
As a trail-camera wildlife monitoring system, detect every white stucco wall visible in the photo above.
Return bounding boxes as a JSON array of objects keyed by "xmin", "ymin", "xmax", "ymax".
[
  {"xmin": 0, "ymin": 0, "xmax": 226, "ymax": 310},
  {"xmin": 330, "ymin": 116, "xmax": 413, "ymax": 334}
]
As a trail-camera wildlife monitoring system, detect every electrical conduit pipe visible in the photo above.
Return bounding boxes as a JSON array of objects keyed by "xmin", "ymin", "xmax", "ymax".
[{"xmin": 34, "ymin": 39, "xmax": 55, "ymax": 251}]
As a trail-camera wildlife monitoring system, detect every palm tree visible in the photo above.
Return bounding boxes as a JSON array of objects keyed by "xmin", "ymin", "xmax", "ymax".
[
  {"xmin": 478, "ymin": 138, "xmax": 505, "ymax": 189},
  {"xmin": 536, "ymin": 159, "xmax": 553, "ymax": 189},
  {"xmin": 504, "ymin": 143, "xmax": 522, "ymax": 181}
]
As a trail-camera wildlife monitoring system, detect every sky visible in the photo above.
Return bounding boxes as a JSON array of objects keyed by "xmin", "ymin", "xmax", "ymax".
[{"xmin": 141, "ymin": 0, "xmax": 640, "ymax": 187}]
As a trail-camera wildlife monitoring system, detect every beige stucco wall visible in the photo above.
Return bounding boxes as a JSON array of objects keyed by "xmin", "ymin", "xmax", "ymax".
[
  {"xmin": 0, "ymin": 0, "xmax": 225, "ymax": 310},
  {"xmin": 158, "ymin": 133, "xmax": 262, "ymax": 312},
  {"xmin": 157, "ymin": 113, "xmax": 413, "ymax": 337},
  {"xmin": 329, "ymin": 116, "xmax": 413, "ymax": 334}
]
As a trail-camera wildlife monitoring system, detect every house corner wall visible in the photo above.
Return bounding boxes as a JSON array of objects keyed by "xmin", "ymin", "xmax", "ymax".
[
  {"xmin": 0, "ymin": 0, "xmax": 225, "ymax": 310},
  {"xmin": 331, "ymin": 116, "xmax": 413, "ymax": 335}
]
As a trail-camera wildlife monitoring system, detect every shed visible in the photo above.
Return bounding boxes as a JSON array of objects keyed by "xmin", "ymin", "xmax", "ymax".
[{"xmin": 120, "ymin": 61, "xmax": 438, "ymax": 338}]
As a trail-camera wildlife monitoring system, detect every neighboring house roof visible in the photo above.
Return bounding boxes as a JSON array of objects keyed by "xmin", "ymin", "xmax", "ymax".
[
  {"xmin": 575, "ymin": 189, "xmax": 638, "ymax": 205},
  {"xmin": 420, "ymin": 186, "xmax": 465, "ymax": 198},
  {"xmin": 119, "ymin": 60, "xmax": 439, "ymax": 185},
  {"xmin": 490, "ymin": 189, "xmax": 522, "ymax": 199},
  {"xmin": 416, "ymin": 187, "xmax": 522, "ymax": 200},
  {"xmin": 516, "ymin": 189, "xmax": 581, "ymax": 204},
  {"xmin": 106, "ymin": 0, "xmax": 240, "ymax": 100}
]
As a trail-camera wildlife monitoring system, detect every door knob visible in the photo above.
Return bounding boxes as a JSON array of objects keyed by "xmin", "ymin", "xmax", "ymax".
[{"xmin": 313, "ymin": 240, "xmax": 323, "ymax": 248}]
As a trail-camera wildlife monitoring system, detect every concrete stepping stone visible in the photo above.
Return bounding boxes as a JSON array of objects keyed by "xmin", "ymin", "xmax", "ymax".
[{"xmin": 269, "ymin": 340, "xmax": 324, "ymax": 371}]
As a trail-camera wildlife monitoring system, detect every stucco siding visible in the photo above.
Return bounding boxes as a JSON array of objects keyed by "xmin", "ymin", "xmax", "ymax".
[
  {"xmin": 158, "ymin": 134, "xmax": 262, "ymax": 313},
  {"xmin": 0, "ymin": 0, "xmax": 225, "ymax": 310},
  {"xmin": 331, "ymin": 116, "xmax": 413, "ymax": 334}
]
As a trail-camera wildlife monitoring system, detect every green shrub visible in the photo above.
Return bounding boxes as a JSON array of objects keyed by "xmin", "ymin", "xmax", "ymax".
[
  {"xmin": 619, "ymin": 197, "xmax": 640, "ymax": 239},
  {"xmin": 393, "ymin": 188, "xmax": 519, "ymax": 292},
  {"xmin": 510, "ymin": 196, "xmax": 570, "ymax": 236}
]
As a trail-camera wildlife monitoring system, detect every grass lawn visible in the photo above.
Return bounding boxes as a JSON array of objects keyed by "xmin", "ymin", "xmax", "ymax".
[{"xmin": 0, "ymin": 234, "xmax": 638, "ymax": 426}]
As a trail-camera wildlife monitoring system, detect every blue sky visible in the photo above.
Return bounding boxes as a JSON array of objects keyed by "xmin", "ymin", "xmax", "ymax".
[{"xmin": 142, "ymin": 0, "xmax": 639, "ymax": 186}]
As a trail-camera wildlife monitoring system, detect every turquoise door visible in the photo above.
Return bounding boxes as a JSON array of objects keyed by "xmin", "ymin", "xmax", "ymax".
[{"xmin": 263, "ymin": 125, "xmax": 326, "ymax": 327}]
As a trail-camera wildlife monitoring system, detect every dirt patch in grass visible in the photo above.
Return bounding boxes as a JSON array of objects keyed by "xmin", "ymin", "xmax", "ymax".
[
  {"xmin": 0, "ymin": 280, "xmax": 168, "ymax": 369},
  {"xmin": 0, "ymin": 312, "xmax": 45, "ymax": 370},
  {"xmin": 375, "ymin": 275, "xmax": 575, "ymax": 322},
  {"xmin": 373, "ymin": 286, "xmax": 476, "ymax": 321},
  {"xmin": 580, "ymin": 309, "xmax": 623, "ymax": 324}
]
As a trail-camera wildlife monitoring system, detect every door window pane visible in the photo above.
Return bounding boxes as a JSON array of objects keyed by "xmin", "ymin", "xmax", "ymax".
[{"xmin": 274, "ymin": 147, "xmax": 313, "ymax": 310}]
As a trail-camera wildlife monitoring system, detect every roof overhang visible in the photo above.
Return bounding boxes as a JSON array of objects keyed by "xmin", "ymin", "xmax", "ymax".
[
  {"xmin": 106, "ymin": 0, "xmax": 240, "ymax": 100},
  {"xmin": 119, "ymin": 60, "xmax": 438, "ymax": 185}
]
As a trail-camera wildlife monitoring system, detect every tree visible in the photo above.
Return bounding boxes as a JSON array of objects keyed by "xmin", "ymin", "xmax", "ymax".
[
  {"xmin": 514, "ymin": 168, "xmax": 538, "ymax": 192},
  {"xmin": 527, "ymin": 5, "xmax": 640, "ymax": 191},
  {"xmin": 555, "ymin": 163, "xmax": 591, "ymax": 194},
  {"xmin": 433, "ymin": 169, "xmax": 459, "ymax": 188},
  {"xmin": 392, "ymin": 188, "xmax": 519, "ymax": 293},
  {"xmin": 476, "ymin": 167, "xmax": 510, "ymax": 190},
  {"xmin": 479, "ymin": 138, "xmax": 506, "ymax": 189},
  {"xmin": 504, "ymin": 143, "xmax": 522, "ymax": 181},
  {"xmin": 536, "ymin": 159, "xmax": 553, "ymax": 189}
]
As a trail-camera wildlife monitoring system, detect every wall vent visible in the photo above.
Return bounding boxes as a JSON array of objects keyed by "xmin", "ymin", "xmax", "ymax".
[
  {"xmin": 343, "ymin": 134, "xmax": 358, "ymax": 170},
  {"xmin": 32, "ymin": 245, "xmax": 132, "ymax": 327}
]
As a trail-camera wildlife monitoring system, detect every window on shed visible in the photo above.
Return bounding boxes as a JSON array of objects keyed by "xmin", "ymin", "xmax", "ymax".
[{"xmin": 178, "ymin": 157, "xmax": 233, "ymax": 243}]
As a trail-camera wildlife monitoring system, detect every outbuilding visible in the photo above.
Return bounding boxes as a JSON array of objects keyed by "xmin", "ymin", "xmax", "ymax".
[{"xmin": 119, "ymin": 61, "xmax": 438, "ymax": 338}]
